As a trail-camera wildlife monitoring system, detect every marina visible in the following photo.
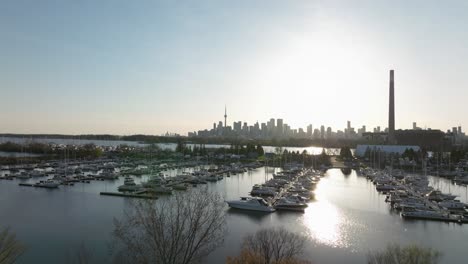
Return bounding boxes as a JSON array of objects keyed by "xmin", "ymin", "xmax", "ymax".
[{"xmin": 1, "ymin": 160, "xmax": 468, "ymax": 263}]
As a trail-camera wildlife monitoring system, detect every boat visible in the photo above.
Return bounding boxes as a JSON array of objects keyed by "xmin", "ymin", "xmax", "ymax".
[
  {"xmin": 35, "ymin": 179, "xmax": 60, "ymax": 188},
  {"xmin": 147, "ymin": 185, "xmax": 173, "ymax": 195},
  {"xmin": 401, "ymin": 208, "xmax": 450, "ymax": 221},
  {"xmin": 171, "ymin": 183, "xmax": 189, "ymax": 190},
  {"xmin": 376, "ymin": 184, "xmax": 395, "ymax": 192},
  {"xmin": 123, "ymin": 177, "xmax": 136, "ymax": 186},
  {"xmin": 118, "ymin": 177, "xmax": 140, "ymax": 192},
  {"xmin": 274, "ymin": 196, "xmax": 308, "ymax": 212},
  {"xmin": 250, "ymin": 185, "xmax": 277, "ymax": 197},
  {"xmin": 226, "ymin": 197, "xmax": 275, "ymax": 212},
  {"xmin": 16, "ymin": 172, "xmax": 31, "ymax": 179},
  {"xmin": 439, "ymin": 200, "xmax": 467, "ymax": 210},
  {"xmin": 425, "ymin": 190, "xmax": 457, "ymax": 202}
]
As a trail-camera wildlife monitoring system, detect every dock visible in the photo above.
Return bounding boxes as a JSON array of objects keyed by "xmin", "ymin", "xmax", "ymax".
[
  {"xmin": 99, "ymin": 192, "xmax": 158, "ymax": 199},
  {"xmin": 18, "ymin": 183, "xmax": 58, "ymax": 189}
]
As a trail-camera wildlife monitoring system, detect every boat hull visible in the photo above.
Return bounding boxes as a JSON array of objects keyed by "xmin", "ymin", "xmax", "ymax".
[{"xmin": 227, "ymin": 202, "xmax": 275, "ymax": 212}]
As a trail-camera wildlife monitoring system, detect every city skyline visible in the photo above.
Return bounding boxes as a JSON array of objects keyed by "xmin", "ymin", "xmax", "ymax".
[
  {"xmin": 191, "ymin": 111, "xmax": 464, "ymax": 140},
  {"xmin": 2, "ymin": 1, "xmax": 468, "ymax": 135}
]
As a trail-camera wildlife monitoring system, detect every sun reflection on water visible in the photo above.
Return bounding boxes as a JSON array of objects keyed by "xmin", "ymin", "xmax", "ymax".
[
  {"xmin": 303, "ymin": 200, "xmax": 349, "ymax": 248},
  {"xmin": 302, "ymin": 172, "xmax": 352, "ymax": 248}
]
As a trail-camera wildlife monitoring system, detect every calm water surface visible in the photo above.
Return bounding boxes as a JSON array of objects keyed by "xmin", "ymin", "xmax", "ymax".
[{"xmin": 0, "ymin": 168, "xmax": 467, "ymax": 263}]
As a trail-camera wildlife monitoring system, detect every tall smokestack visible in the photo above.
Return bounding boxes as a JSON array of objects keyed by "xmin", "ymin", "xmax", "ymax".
[{"xmin": 388, "ymin": 69, "xmax": 395, "ymax": 144}]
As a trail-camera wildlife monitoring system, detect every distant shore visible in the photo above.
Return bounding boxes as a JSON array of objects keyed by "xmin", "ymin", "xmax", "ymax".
[{"xmin": 0, "ymin": 133, "xmax": 362, "ymax": 148}]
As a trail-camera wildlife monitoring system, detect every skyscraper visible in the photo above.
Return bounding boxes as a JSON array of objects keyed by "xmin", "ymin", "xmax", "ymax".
[
  {"xmin": 388, "ymin": 70, "xmax": 395, "ymax": 144},
  {"xmin": 276, "ymin": 119, "xmax": 283, "ymax": 137}
]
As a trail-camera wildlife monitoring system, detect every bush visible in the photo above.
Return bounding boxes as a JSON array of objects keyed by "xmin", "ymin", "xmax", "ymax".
[{"xmin": 367, "ymin": 244, "xmax": 442, "ymax": 264}]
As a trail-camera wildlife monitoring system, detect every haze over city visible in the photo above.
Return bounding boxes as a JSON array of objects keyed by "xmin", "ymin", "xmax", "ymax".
[{"xmin": 1, "ymin": 0, "xmax": 468, "ymax": 135}]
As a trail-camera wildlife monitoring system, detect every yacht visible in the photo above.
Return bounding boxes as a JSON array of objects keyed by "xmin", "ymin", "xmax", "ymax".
[
  {"xmin": 17, "ymin": 172, "xmax": 31, "ymax": 179},
  {"xmin": 118, "ymin": 178, "xmax": 140, "ymax": 192},
  {"xmin": 250, "ymin": 185, "xmax": 277, "ymax": 197},
  {"xmin": 439, "ymin": 200, "xmax": 467, "ymax": 210},
  {"xmin": 425, "ymin": 190, "xmax": 457, "ymax": 202},
  {"xmin": 35, "ymin": 179, "xmax": 60, "ymax": 189},
  {"xmin": 171, "ymin": 183, "xmax": 189, "ymax": 191},
  {"xmin": 148, "ymin": 185, "xmax": 173, "ymax": 195},
  {"xmin": 226, "ymin": 197, "xmax": 276, "ymax": 212},
  {"xmin": 376, "ymin": 184, "xmax": 395, "ymax": 192},
  {"xmin": 123, "ymin": 177, "xmax": 136, "ymax": 186},
  {"xmin": 274, "ymin": 196, "xmax": 308, "ymax": 212},
  {"xmin": 401, "ymin": 208, "xmax": 449, "ymax": 221}
]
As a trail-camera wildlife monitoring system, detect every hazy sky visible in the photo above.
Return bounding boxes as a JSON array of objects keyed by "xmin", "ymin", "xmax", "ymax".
[{"xmin": 1, "ymin": 0, "xmax": 467, "ymax": 135}]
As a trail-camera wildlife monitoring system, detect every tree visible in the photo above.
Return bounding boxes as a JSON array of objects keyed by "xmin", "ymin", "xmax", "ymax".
[
  {"xmin": 235, "ymin": 227, "xmax": 308, "ymax": 264},
  {"xmin": 367, "ymin": 244, "xmax": 442, "ymax": 264},
  {"xmin": 227, "ymin": 249, "xmax": 311, "ymax": 264},
  {"xmin": 0, "ymin": 227, "xmax": 25, "ymax": 264},
  {"xmin": 175, "ymin": 141, "xmax": 186, "ymax": 153},
  {"xmin": 339, "ymin": 147, "xmax": 353, "ymax": 160},
  {"xmin": 111, "ymin": 188, "xmax": 227, "ymax": 264},
  {"xmin": 256, "ymin": 144, "xmax": 265, "ymax": 156}
]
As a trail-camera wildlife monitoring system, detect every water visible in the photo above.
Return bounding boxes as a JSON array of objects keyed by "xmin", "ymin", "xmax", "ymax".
[
  {"xmin": 0, "ymin": 151, "xmax": 42, "ymax": 157},
  {"xmin": 1, "ymin": 169, "xmax": 467, "ymax": 263}
]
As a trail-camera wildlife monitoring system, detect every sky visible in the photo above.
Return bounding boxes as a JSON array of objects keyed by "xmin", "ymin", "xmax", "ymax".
[{"xmin": 1, "ymin": 0, "xmax": 468, "ymax": 135}]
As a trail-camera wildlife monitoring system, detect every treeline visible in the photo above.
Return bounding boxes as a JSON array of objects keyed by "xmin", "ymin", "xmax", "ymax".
[
  {"xmin": 174, "ymin": 142, "xmax": 265, "ymax": 157},
  {"xmin": 0, "ymin": 142, "xmax": 103, "ymax": 159},
  {"xmin": 279, "ymin": 149, "xmax": 332, "ymax": 167},
  {"xmin": 0, "ymin": 134, "xmax": 120, "ymax": 141},
  {"xmin": 1, "ymin": 133, "xmax": 366, "ymax": 148}
]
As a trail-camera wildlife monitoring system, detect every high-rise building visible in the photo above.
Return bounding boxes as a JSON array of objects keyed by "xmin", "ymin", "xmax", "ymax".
[
  {"xmin": 320, "ymin": 125, "xmax": 325, "ymax": 139},
  {"xmin": 276, "ymin": 119, "xmax": 283, "ymax": 137},
  {"xmin": 307, "ymin": 125, "xmax": 312, "ymax": 138},
  {"xmin": 326, "ymin": 127, "xmax": 332, "ymax": 139},
  {"xmin": 388, "ymin": 69, "xmax": 395, "ymax": 143},
  {"xmin": 267, "ymin": 118, "xmax": 275, "ymax": 136}
]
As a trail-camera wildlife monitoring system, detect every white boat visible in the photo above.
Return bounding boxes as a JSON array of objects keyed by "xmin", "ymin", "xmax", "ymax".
[
  {"xmin": 439, "ymin": 200, "xmax": 467, "ymax": 210},
  {"xmin": 250, "ymin": 185, "xmax": 277, "ymax": 197},
  {"xmin": 149, "ymin": 185, "xmax": 173, "ymax": 194},
  {"xmin": 376, "ymin": 184, "xmax": 395, "ymax": 192},
  {"xmin": 226, "ymin": 197, "xmax": 275, "ymax": 212},
  {"xmin": 401, "ymin": 208, "xmax": 449, "ymax": 221},
  {"xmin": 35, "ymin": 179, "xmax": 60, "ymax": 188},
  {"xmin": 425, "ymin": 190, "xmax": 457, "ymax": 201},
  {"xmin": 17, "ymin": 172, "xmax": 31, "ymax": 179},
  {"xmin": 274, "ymin": 196, "xmax": 308, "ymax": 212},
  {"xmin": 171, "ymin": 183, "xmax": 189, "ymax": 190},
  {"xmin": 123, "ymin": 177, "xmax": 136, "ymax": 186},
  {"xmin": 118, "ymin": 177, "xmax": 140, "ymax": 192}
]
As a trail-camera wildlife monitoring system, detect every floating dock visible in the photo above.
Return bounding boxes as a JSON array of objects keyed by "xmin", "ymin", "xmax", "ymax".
[
  {"xmin": 99, "ymin": 192, "xmax": 158, "ymax": 199},
  {"xmin": 18, "ymin": 183, "xmax": 58, "ymax": 189}
]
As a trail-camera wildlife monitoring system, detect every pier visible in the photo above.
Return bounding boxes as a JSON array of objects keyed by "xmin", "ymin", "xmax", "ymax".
[{"xmin": 100, "ymin": 192, "xmax": 158, "ymax": 199}]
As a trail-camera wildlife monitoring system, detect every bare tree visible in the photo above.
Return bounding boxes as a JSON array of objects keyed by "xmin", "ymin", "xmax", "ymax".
[
  {"xmin": 239, "ymin": 227, "xmax": 308, "ymax": 264},
  {"xmin": 0, "ymin": 227, "xmax": 25, "ymax": 264},
  {"xmin": 111, "ymin": 187, "xmax": 226, "ymax": 264},
  {"xmin": 74, "ymin": 243, "xmax": 93, "ymax": 264},
  {"xmin": 367, "ymin": 244, "xmax": 442, "ymax": 264},
  {"xmin": 227, "ymin": 249, "xmax": 312, "ymax": 264}
]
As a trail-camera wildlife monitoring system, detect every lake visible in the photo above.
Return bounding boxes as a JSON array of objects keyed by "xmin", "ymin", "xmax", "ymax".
[{"xmin": 0, "ymin": 168, "xmax": 467, "ymax": 263}]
